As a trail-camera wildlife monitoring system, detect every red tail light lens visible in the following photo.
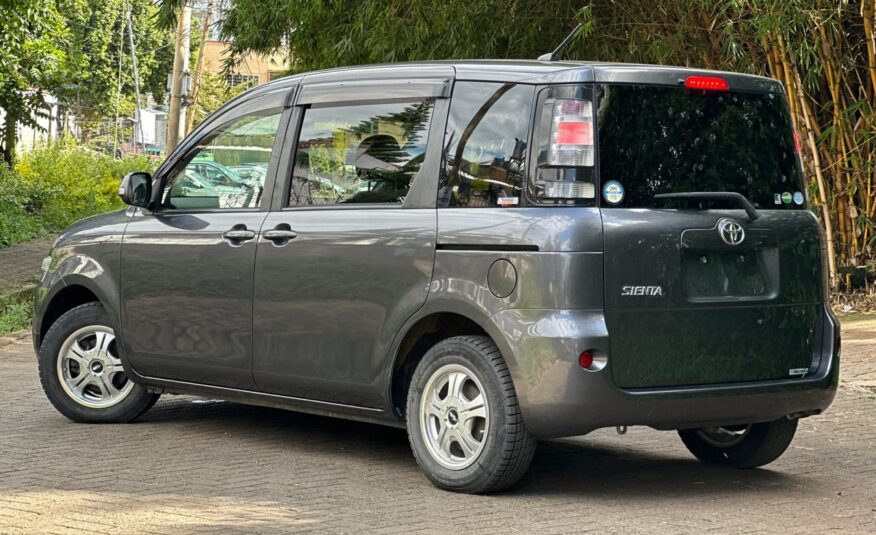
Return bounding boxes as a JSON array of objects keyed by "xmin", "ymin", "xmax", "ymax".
[
  {"xmin": 684, "ymin": 76, "xmax": 729, "ymax": 91},
  {"xmin": 548, "ymin": 98, "xmax": 594, "ymax": 168},
  {"xmin": 579, "ymin": 351, "xmax": 594, "ymax": 369},
  {"xmin": 555, "ymin": 121, "xmax": 593, "ymax": 145}
]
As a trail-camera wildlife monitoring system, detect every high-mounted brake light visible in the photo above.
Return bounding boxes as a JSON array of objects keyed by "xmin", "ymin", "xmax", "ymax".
[
  {"xmin": 547, "ymin": 98, "xmax": 594, "ymax": 168},
  {"xmin": 684, "ymin": 76, "xmax": 729, "ymax": 91}
]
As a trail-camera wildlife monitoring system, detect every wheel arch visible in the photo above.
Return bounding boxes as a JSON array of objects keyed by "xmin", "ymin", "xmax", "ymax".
[
  {"xmin": 36, "ymin": 282, "xmax": 104, "ymax": 350},
  {"xmin": 388, "ymin": 310, "xmax": 493, "ymax": 420}
]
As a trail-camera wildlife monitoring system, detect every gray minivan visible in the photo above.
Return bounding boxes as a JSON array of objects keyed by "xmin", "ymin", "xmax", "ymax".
[{"xmin": 33, "ymin": 61, "xmax": 840, "ymax": 493}]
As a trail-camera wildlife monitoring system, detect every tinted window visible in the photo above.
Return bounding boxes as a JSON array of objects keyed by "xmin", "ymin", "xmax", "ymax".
[
  {"xmin": 288, "ymin": 100, "xmax": 434, "ymax": 206},
  {"xmin": 162, "ymin": 112, "xmax": 281, "ymax": 210},
  {"xmin": 440, "ymin": 82, "xmax": 534, "ymax": 208},
  {"xmin": 598, "ymin": 85, "xmax": 804, "ymax": 209}
]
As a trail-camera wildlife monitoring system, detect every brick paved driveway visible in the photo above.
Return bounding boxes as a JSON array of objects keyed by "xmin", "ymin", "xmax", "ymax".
[
  {"xmin": 1, "ymin": 319, "xmax": 874, "ymax": 534},
  {"xmin": 0, "ymin": 237, "xmax": 56, "ymax": 297}
]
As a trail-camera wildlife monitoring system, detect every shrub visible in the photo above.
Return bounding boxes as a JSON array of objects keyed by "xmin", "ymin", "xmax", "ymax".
[
  {"xmin": 0, "ymin": 138, "xmax": 156, "ymax": 247},
  {"xmin": 15, "ymin": 138, "xmax": 155, "ymax": 231},
  {"xmin": 0, "ymin": 165, "xmax": 49, "ymax": 247}
]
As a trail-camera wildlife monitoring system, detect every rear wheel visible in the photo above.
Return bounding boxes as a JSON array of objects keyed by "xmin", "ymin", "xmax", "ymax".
[
  {"xmin": 406, "ymin": 335, "xmax": 536, "ymax": 493},
  {"xmin": 38, "ymin": 303, "xmax": 159, "ymax": 423},
  {"xmin": 678, "ymin": 418, "xmax": 798, "ymax": 468}
]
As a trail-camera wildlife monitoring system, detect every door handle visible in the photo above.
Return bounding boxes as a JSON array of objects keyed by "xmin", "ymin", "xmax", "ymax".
[
  {"xmin": 222, "ymin": 225, "xmax": 256, "ymax": 246},
  {"xmin": 262, "ymin": 226, "xmax": 298, "ymax": 246}
]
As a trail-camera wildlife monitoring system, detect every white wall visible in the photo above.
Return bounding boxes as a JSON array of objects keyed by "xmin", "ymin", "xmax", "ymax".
[{"xmin": 0, "ymin": 94, "xmax": 62, "ymax": 153}]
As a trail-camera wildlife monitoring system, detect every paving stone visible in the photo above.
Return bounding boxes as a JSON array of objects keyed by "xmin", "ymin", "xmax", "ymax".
[
  {"xmin": 0, "ymin": 236, "xmax": 56, "ymax": 296},
  {"xmin": 0, "ymin": 322, "xmax": 873, "ymax": 534}
]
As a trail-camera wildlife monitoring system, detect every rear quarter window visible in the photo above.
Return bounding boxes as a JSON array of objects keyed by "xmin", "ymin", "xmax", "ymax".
[{"xmin": 439, "ymin": 82, "xmax": 534, "ymax": 208}]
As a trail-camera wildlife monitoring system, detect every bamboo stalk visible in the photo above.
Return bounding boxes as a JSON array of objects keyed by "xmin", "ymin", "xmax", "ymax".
[
  {"xmin": 778, "ymin": 28, "xmax": 839, "ymax": 286},
  {"xmin": 862, "ymin": 0, "xmax": 876, "ymax": 98}
]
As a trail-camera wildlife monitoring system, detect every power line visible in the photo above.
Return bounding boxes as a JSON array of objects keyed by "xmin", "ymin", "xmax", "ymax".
[{"xmin": 125, "ymin": 0, "xmax": 146, "ymax": 152}]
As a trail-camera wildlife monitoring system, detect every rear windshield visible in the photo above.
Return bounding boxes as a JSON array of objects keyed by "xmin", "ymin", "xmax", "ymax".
[{"xmin": 597, "ymin": 84, "xmax": 805, "ymax": 209}]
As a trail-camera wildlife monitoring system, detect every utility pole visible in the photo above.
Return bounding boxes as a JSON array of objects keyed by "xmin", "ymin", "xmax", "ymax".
[
  {"xmin": 126, "ymin": 4, "xmax": 146, "ymax": 153},
  {"xmin": 112, "ymin": 12, "xmax": 124, "ymax": 158},
  {"xmin": 166, "ymin": 3, "xmax": 191, "ymax": 152},
  {"xmin": 185, "ymin": 0, "xmax": 213, "ymax": 135}
]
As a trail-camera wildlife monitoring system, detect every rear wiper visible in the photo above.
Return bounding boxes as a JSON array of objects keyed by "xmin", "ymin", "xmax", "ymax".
[{"xmin": 653, "ymin": 191, "xmax": 760, "ymax": 221}]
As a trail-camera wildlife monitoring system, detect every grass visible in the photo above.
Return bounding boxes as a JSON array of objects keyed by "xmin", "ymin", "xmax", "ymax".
[{"xmin": 0, "ymin": 291, "xmax": 33, "ymax": 335}]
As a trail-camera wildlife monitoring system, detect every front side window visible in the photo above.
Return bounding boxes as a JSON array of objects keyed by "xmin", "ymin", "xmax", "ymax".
[
  {"xmin": 161, "ymin": 111, "xmax": 282, "ymax": 210},
  {"xmin": 288, "ymin": 100, "xmax": 435, "ymax": 206},
  {"xmin": 439, "ymin": 82, "xmax": 534, "ymax": 208}
]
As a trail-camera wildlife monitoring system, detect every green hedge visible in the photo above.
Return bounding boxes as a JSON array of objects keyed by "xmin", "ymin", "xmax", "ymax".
[{"xmin": 0, "ymin": 139, "xmax": 156, "ymax": 247}]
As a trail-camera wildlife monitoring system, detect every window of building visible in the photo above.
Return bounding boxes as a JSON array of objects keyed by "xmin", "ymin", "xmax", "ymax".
[
  {"xmin": 227, "ymin": 73, "xmax": 259, "ymax": 88},
  {"xmin": 439, "ymin": 82, "xmax": 534, "ymax": 208},
  {"xmin": 288, "ymin": 100, "xmax": 435, "ymax": 206}
]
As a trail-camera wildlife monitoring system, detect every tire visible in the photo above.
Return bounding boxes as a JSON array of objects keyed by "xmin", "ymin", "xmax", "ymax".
[
  {"xmin": 38, "ymin": 302, "xmax": 159, "ymax": 423},
  {"xmin": 678, "ymin": 418, "xmax": 798, "ymax": 469},
  {"xmin": 406, "ymin": 335, "xmax": 536, "ymax": 493}
]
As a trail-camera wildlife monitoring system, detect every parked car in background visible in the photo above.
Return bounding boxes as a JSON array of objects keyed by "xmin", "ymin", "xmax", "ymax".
[{"xmin": 33, "ymin": 60, "xmax": 839, "ymax": 494}]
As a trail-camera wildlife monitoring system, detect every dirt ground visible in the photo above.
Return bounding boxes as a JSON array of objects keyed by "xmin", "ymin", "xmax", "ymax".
[{"xmin": 1, "ymin": 318, "xmax": 874, "ymax": 534}]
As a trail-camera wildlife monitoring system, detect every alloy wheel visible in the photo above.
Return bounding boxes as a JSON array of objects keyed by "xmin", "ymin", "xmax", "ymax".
[
  {"xmin": 56, "ymin": 325, "xmax": 134, "ymax": 409},
  {"xmin": 419, "ymin": 363, "xmax": 490, "ymax": 470}
]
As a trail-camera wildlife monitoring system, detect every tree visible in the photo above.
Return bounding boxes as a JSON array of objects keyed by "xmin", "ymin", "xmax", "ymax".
[
  {"xmin": 187, "ymin": 71, "xmax": 248, "ymax": 129},
  {"xmin": 155, "ymin": 0, "xmax": 876, "ymax": 289},
  {"xmin": 157, "ymin": 0, "xmax": 587, "ymax": 73},
  {"xmin": 0, "ymin": 1, "xmax": 67, "ymax": 165},
  {"xmin": 60, "ymin": 0, "xmax": 175, "ymax": 143}
]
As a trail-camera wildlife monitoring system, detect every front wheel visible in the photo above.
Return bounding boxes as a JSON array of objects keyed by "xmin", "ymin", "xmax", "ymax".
[
  {"xmin": 38, "ymin": 303, "xmax": 159, "ymax": 423},
  {"xmin": 678, "ymin": 418, "xmax": 798, "ymax": 468},
  {"xmin": 406, "ymin": 335, "xmax": 536, "ymax": 493}
]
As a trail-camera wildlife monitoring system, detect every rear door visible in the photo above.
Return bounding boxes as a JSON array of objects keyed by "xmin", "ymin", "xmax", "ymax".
[
  {"xmin": 251, "ymin": 77, "xmax": 448, "ymax": 407},
  {"xmin": 596, "ymin": 78, "xmax": 825, "ymax": 389}
]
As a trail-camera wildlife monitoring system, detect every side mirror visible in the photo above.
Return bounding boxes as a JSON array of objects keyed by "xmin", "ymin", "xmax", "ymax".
[{"xmin": 119, "ymin": 172, "xmax": 152, "ymax": 208}]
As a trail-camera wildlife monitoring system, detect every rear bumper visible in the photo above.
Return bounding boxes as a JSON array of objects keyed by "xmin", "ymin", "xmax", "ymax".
[{"xmin": 486, "ymin": 305, "xmax": 840, "ymax": 439}]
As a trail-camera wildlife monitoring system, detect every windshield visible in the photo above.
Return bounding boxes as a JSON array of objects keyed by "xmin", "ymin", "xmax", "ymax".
[{"xmin": 597, "ymin": 84, "xmax": 805, "ymax": 209}]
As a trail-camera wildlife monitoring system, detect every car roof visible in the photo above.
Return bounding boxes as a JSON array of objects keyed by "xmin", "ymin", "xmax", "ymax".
[
  {"xmin": 227, "ymin": 59, "xmax": 783, "ymax": 113},
  {"xmin": 255, "ymin": 59, "xmax": 779, "ymax": 90}
]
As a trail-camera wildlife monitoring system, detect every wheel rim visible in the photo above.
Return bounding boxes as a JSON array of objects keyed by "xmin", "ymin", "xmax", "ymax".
[
  {"xmin": 419, "ymin": 363, "xmax": 490, "ymax": 470},
  {"xmin": 695, "ymin": 425, "xmax": 751, "ymax": 448},
  {"xmin": 56, "ymin": 325, "xmax": 134, "ymax": 409}
]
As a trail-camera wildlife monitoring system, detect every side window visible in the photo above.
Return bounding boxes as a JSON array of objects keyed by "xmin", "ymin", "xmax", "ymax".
[
  {"xmin": 161, "ymin": 111, "xmax": 282, "ymax": 210},
  {"xmin": 439, "ymin": 82, "xmax": 534, "ymax": 208},
  {"xmin": 288, "ymin": 99, "xmax": 435, "ymax": 206}
]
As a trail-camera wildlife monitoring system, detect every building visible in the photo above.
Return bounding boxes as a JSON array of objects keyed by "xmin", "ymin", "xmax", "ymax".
[
  {"xmin": 0, "ymin": 94, "xmax": 62, "ymax": 153},
  {"xmin": 199, "ymin": 41, "xmax": 289, "ymax": 88},
  {"xmin": 192, "ymin": 0, "xmax": 290, "ymax": 89}
]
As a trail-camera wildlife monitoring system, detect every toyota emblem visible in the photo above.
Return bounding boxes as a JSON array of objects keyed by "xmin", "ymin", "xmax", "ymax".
[{"xmin": 717, "ymin": 218, "xmax": 745, "ymax": 246}]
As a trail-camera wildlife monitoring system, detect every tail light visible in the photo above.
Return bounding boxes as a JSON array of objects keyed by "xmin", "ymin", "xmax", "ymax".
[
  {"xmin": 684, "ymin": 76, "xmax": 729, "ymax": 91},
  {"xmin": 543, "ymin": 181, "xmax": 594, "ymax": 199},
  {"xmin": 547, "ymin": 99, "xmax": 594, "ymax": 167},
  {"xmin": 533, "ymin": 86, "xmax": 597, "ymax": 203}
]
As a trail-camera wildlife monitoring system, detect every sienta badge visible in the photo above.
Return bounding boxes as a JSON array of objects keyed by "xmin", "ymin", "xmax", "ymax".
[
  {"xmin": 603, "ymin": 181, "xmax": 625, "ymax": 205},
  {"xmin": 793, "ymin": 191, "xmax": 804, "ymax": 205}
]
